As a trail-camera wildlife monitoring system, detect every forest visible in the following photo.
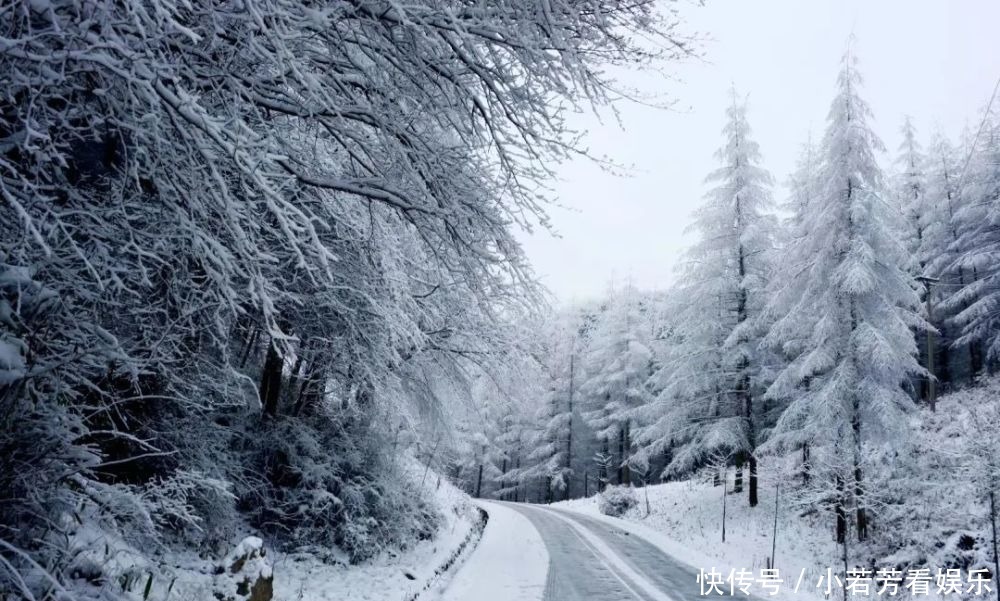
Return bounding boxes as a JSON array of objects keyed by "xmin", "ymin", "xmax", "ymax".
[
  {"xmin": 447, "ymin": 48, "xmax": 1000, "ymax": 578},
  {"xmin": 1, "ymin": 1, "xmax": 999, "ymax": 600}
]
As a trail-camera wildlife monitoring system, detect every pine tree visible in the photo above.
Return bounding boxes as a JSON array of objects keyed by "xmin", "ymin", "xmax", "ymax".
[
  {"xmin": 637, "ymin": 90, "xmax": 775, "ymax": 507},
  {"xmin": 945, "ymin": 111, "xmax": 1000, "ymax": 366},
  {"xmin": 923, "ymin": 132, "xmax": 975, "ymax": 383},
  {"xmin": 581, "ymin": 283, "xmax": 654, "ymax": 486},
  {"xmin": 895, "ymin": 117, "xmax": 930, "ymax": 274},
  {"xmin": 764, "ymin": 47, "xmax": 924, "ymax": 543}
]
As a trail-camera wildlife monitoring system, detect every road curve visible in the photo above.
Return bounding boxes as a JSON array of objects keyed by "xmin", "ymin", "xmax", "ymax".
[{"xmin": 502, "ymin": 502, "xmax": 714, "ymax": 601}]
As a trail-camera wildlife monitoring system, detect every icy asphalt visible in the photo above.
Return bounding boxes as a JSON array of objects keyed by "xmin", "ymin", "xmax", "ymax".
[{"xmin": 504, "ymin": 502, "xmax": 708, "ymax": 601}]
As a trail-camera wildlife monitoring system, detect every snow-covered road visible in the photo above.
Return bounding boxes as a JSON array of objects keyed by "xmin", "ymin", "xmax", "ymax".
[{"xmin": 444, "ymin": 501, "xmax": 719, "ymax": 601}]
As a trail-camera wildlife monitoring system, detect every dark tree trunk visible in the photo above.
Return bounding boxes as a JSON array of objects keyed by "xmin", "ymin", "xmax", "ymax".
[
  {"xmin": 259, "ymin": 340, "xmax": 283, "ymax": 418},
  {"xmin": 239, "ymin": 325, "xmax": 260, "ymax": 369},
  {"xmin": 599, "ymin": 437, "xmax": 609, "ymax": 492},
  {"xmin": 972, "ymin": 341, "xmax": 984, "ymax": 380},
  {"xmin": 835, "ymin": 474, "xmax": 847, "ymax": 544},
  {"xmin": 617, "ymin": 427, "xmax": 625, "ymax": 485},
  {"xmin": 566, "ymin": 353, "xmax": 574, "ymax": 500},
  {"xmin": 852, "ymin": 393, "xmax": 867, "ymax": 541},
  {"xmin": 514, "ymin": 454, "xmax": 522, "ymax": 502},
  {"xmin": 500, "ymin": 457, "xmax": 508, "ymax": 501},
  {"xmin": 801, "ymin": 443, "xmax": 811, "ymax": 485},
  {"xmin": 622, "ymin": 420, "xmax": 631, "ymax": 486},
  {"xmin": 734, "ymin": 454, "xmax": 744, "ymax": 493}
]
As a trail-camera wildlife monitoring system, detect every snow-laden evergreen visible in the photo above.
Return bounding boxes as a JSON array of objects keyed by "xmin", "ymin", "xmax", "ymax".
[
  {"xmin": 945, "ymin": 111, "xmax": 1000, "ymax": 361},
  {"xmin": 580, "ymin": 284, "xmax": 655, "ymax": 489},
  {"xmin": 637, "ymin": 90, "xmax": 775, "ymax": 506},
  {"xmin": 763, "ymin": 48, "xmax": 925, "ymax": 542},
  {"xmin": 895, "ymin": 117, "xmax": 930, "ymax": 273}
]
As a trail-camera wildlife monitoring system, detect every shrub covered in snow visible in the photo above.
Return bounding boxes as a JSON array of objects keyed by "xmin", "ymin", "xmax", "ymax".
[
  {"xmin": 214, "ymin": 536, "xmax": 273, "ymax": 601},
  {"xmin": 235, "ymin": 410, "xmax": 442, "ymax": 564},
  {"xmin": 598, "ymin": 485, "xmax": 639, "ymax": 517}
]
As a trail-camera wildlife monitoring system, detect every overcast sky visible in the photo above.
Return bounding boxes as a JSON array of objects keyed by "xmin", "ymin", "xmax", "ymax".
[{"xmin": 517, "ymin": 0, "xmax": 1000, "ymax": 305}]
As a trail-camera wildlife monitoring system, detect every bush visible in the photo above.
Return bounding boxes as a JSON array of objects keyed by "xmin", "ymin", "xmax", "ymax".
[
  {"xmin": 597, "ymin": 485, "xmax": 638, "ymax": 517},
  {"xmin": 235, "ymin": 408, "xmax": 441, "ymax": 564}
]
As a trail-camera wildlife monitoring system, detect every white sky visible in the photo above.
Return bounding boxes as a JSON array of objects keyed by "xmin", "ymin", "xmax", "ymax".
[{"xmin": 517, "ymin": 0, "xmax": 1000, "ymax": 305}]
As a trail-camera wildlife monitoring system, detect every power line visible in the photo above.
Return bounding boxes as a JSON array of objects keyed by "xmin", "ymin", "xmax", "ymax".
[{"xmin": 956, "ymin": 75, "xmax": 1000, "ymax": 192}]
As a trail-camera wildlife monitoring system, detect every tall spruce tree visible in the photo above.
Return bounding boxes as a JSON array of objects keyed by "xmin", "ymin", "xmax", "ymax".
[
  {"xmin": 945, "ymin": 111, "xmax": 1000, "ymax": 365},
  {"xmin": 637, "ymin": 89, "xmax": 775, "ymax": 506},
  {"xmin": 764, "ymin": 47, "xmax": 924, "ymax": 543}
]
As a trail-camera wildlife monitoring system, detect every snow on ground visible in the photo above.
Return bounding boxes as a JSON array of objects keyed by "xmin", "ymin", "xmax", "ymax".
[
  {"xmin": 273, "ymin": 475, "xmax": 481, "ymax": 601},
  {"xmin": 439, "ymin": 501, "xmax": 548, "ymax": 601},
  {"xmin": 550, "ymin": 379, "xmax": 1000, "ymax": 601},
  {"xmin": 554, "ymin": 479, "xmax": 834, "ymax": 601},
  {"xmin": 75, "ymin": 467, "xmax": 482, "ymax": 601}
]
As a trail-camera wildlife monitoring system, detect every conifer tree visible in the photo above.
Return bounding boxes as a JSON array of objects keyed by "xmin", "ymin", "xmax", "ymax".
[
  {"xmin": 764, "ymin": 47, "xmax": 924, "ymax": 542},
  {"xmin": 637, "ymin": 89, "xmax": 775, "ymax": 506}
]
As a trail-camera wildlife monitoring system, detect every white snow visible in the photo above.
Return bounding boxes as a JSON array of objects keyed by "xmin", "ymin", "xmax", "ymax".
[
  {"xmin": 273, "ymin": 477, "xmax": 480, "ymax": 601},
  {"xmin": 439, "ymin": 501, "xmax": 548, "ymax": 601},
  {"xmin": 555, "ymin": 480, "xmax": 831, "ymax": 601},
  {"xmin": 62, "ymin": 470, "xmax": 482, "ymax": 601}
]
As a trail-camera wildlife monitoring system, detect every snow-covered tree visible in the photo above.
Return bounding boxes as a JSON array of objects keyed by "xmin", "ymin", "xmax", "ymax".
[
  {"xmin": 0, "ymin": 1, "xmax": 695, "ymax": 595},
  {"xmin": 895, "ymin": 117, "xmax": 930, "ymax": 273},
  {"xmin": 637, "ymin": 90, "xmax": 775, "ymax": 506},
  {"xmin": 920, "ymin": 132, "xmax": 979, "ymax": 385},
  {"xmin": 764, "ymin": 47, "xmax": 925, "ymax": 543},
  {"xmin": 525, "ymin": 310, "xmax": 585, "ymax": 500},
  {"xmin": 944, "ymin": 110, "xmax": 1000, "ymax": 367},
  {"xmin": 580, "ymin": 284, "xmax": 655, "ymax": 487}
]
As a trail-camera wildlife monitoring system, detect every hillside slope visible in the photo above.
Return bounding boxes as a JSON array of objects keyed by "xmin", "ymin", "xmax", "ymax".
[{"xmin": 555, "ymin": 378, "xmax": 1000, "ymax": 600}]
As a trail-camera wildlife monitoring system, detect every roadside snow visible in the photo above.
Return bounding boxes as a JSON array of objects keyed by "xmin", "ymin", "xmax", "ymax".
[
  {"xmin": 439, "ymin": 501, "xmax": 548, "ymax": 601},
  {"xmin": 76, "ymin": 468, "xmax": 481, "ymax": 601},
  {"xmin": 274, "ymin": 476, "xmax": 479, "ymax": 601},
  {"xmin": 555, "ymin": 480, "xmax": 832, "ymax": 601}
]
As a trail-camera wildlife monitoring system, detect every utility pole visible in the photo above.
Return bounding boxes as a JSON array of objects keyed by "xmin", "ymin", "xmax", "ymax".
[{"xmin": 916, "ymin": 275, "xmax": 939, "ymax": 411}]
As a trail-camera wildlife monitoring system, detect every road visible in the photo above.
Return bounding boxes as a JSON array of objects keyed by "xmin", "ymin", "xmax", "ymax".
[{"xmin": 503, "ymin": 502, "xmax": 710, "ymax": 601}]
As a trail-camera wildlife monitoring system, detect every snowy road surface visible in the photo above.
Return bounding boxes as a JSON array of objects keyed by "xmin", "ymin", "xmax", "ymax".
[{"xmin": 445, "ymin": 500, "xmax": 727, "ymax": 601}]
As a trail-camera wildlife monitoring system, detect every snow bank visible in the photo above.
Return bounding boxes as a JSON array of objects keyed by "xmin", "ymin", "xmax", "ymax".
[
  {"xmin": 553, "ymin": 378, "xmax": 1000, "ymax": 601},
  {"xmin": 272, "ymin": 473, "xmax": 481, "ymax": 601},
  {"xmin": 56, "ymin": 466, "xmax": 481, "ymax": 601},
  {"xmin": 556, "ymin": 480, "xmax": 831, "ymax": 601},
  {"xmin": 440, "ymin": 501, "xmax": 548, "ymax": 601}
]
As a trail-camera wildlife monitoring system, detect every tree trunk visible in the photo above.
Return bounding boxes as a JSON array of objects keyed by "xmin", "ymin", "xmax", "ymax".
[
  {"xmin": 599, "ymin": 437, "xmax": 609, "ymax": 492},
  {"xmin": 622, "ymin": 420, "xmax": 631, "ymax": 486},
  {"xmin": 735, "ymin": 240, "xmax": 757, "ymax": 507},
  {"xmin": 801, "ymin": 443, "xmax": 811, "ymax": 485},
  {"xmin": 617, "ymin": 427, "xmax": 625, "ymax": 485},
  {"xmin": 721, "ymin": 474, "xmax": 727, "ymax": 543},
  {"xmin": 835, "ymin": 474, "xmax": 847, "ymax": 544},
  {"xmin": 515, "ymin": 454, "xmax": 522, "ymax": 502},
  {"xmin": 734, "ymin": 454, "xmax": 744, "ymax": 493},
  {"xmin": 239, "ymin": 325, "xmax": 260, "ymax": 369},
  {"xmin": 500, "ymin": 457, "xmax": 508, "ymax": 501},
  {"xmin": 852, "ymin": 394, "xmax": 867, "ymax": 541},
  {"xmin": 475, "ymin": 463, "xmax": 484, "ymax": 498},
  {"xmin": 990, "ymin": 491, "xmax": 999, "ymax": 601},
  {"xmin": 566, "ymin": 353, "xmax": 574, "ymax": 500},
  {"xmin": 259, "ymin": 340, "xmax": 283, "ymax": 418},
  {"xmin": 972, "ymin": 341, "xmax": 984, "ymax": 381}
]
